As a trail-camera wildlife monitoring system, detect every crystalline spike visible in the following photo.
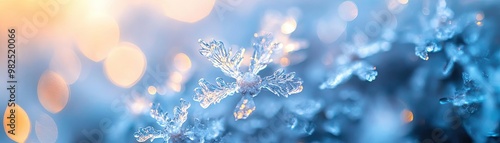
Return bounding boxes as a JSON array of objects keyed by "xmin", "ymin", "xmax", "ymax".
[
  {"xmin": 198, "ymin": 39, "xmax": 244, "ymax": 79},
  {"xmin": 249, "ymin": 33, "xmax": 282, "ymax": 74},
  {"xmin": 194, "ymin": 78, "xmax": 238, "ymax": 108},
  {"xmin": 262, "ymin": 69, "xmax": 303, "ymax": 97},
  {"xmin": 320, "ymin": 61, "xmax": 378, "ymax": 89},
  {"xmin": 134, "ymin": 126, "xmax": 166, "ymax": 142},
  {"xmin": 415, "ymin": 45, "xmax": 430, "ymax": 60},
  {"xmin": 172, "ymin": 98, "xmax": 191, "ymax": 129},
  {"xmin": 233, "ymin": 94, "xmax": 256, "ymax": 120},
  {"xmin": 150, "ymin": 103, "xmax": 169, "ymax": 127},
  {"xmin": 355, "ymin": 65, "xmax": 378, "ymax": 82},
  {"xmin": 439, "ymin": 97, "xmax": 452, "ymax": 104},
  {"xmin": 134, "ymin": 99, "xmax": 193, "ymax": 142}
]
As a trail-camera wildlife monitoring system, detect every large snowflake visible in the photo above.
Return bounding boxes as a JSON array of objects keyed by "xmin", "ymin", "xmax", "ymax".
[{"xmin": 194, "ymin": 33, "xmax": 304, "ymax": 120}]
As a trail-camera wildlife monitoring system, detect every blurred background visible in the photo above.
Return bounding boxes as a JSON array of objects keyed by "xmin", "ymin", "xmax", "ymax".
[{"xmin": 1, "ymin": 0, "xmax": 499, "ymax": 142}]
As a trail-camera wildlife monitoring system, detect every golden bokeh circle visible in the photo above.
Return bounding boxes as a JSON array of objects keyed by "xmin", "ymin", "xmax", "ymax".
[
  {"xmin": 38, "ymin": 71, "xmax": 70, "ymax": 114},
  {"xmin": 148, "ymin": 86, "xmax": 157, "ymax": 95},
  {"xmin": 3, "ymin": 105, "xmax": 31, "ymax": 142},
  {"xmin": 75, "ymin": 14, "xmax": 120, "ymax": 62},
  {"xmin": 173, "ymin": 53, "xmax": 192, "ymax": 72},
  {"xmin": 402, "ymin": 109, "xmax": 414, "ymax": 123},
  {"xmin": 161, "ymin": 0, "xmax": 216, "ymax": 23},
  {"xmin": 104, "ymin": 42, "xmax": 147, "ymax": 88}
]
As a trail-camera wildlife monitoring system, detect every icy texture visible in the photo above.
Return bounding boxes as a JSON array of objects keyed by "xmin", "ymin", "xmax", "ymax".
[
  {"xmin": 195, "ymin": 33, "xmax": 303, "ymax": 120},
  {"xmin": 194, "ymin": 78, "xmax": 238, "ymax": 108},
  {"xmin": 199, "ymin": 39, "xmax": 245, "ymax": 79},
  {"xmin": 439, "ymin": 73, "xmax": 484, "ymax": 107},
  {"xmin": 262, "ymin": 69, "xmax": 303, "ymax": 97},
  {"xmin": 320, "ymin": 61, "xmax": 378, "ymax": 89},
  {"xmin": 184, "ymin": 118, "xmax": 226, "ymax": 143},
  {"xmin": 250, "ymin": 33, "xmax": 282, "ymax": 74},
  {"xmin": 134, "ymin": 99, "xmax": 191, "ymax": 142}
]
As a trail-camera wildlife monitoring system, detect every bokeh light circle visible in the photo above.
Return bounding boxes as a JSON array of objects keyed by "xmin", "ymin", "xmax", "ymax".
[
  {"xmin": 173, "ymin": 53, "xmax": 192, "ymax": 72},
  {"xmin": 161, "ymin": 0, "xmax": 216, "ymax": 23},
  {"xmin": 338, "ymin": 1, "xmax": 358, "ymax": 21},
  {"xmin": 317, "ymin": 19, "xmax": 346, "ymax": 44},
  {"xmin": 75, "ymin": 14, "xmax": 120, "ymax": 62},
  {"xmin": 104, "ymin": 42, "xmax": 147, "ymax": 88},
  {"xmin": 3, "ymin": 105, "xmax": 31, "ymax": 142},
  {"xmin": 50, "ymin": 47, "xmax": 82, "ymax": 84},
  {"xmin": 35, "ymin": 113, "xmax": 58, "ymax": 143},
  {"xmin": 38, "ymin": 71, "xmax": 70, "ymax": 114}
]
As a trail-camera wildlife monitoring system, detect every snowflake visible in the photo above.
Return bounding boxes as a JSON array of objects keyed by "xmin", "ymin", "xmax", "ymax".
[
  {"xmin": 194, "ymin": 33, "xmax": 304, "ymax": 120},
  {"xmin": 134, "ymin": 99, "xmax": 191, "ymax": 142}
]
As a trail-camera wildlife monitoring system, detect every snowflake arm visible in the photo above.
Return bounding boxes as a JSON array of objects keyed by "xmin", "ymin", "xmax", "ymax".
[
  {"xmin": 198, "ymin": 39, "xmax": 245, "ymax": 79},
  {"xmin": 194, "ymin": 77, "xmax": 238, "ymax": 108},
  {"xmin": 320, "ymin": 61, "xmax": 378, "ymax": 89},
  {"xmin": 262, "ymin": 69, "xmax": 303, "ymax": 98},
  {"xmin": 249, "ymin": 33, "xmax": 282, "ymax": 74},
  {"xmin": 134, "ymin": 126, "xmax": 167, "ymax": 142},
  {"xmin": 134, "ymin": 99, "xmax": 191, "ymax": 142}
]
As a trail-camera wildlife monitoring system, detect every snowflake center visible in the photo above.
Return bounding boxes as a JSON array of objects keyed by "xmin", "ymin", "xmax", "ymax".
[{"xmin": 237, "ymin": 72, "xmax": 262, "ymax": 95}]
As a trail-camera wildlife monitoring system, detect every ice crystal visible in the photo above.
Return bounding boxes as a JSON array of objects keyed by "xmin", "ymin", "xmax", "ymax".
[
  {"xmin": 194, "ymin": 33, "xmax": 303, "ymax": 120},
  {"xmin": 320, "ymin": 61, "xmax": 378, "ymax": 89},
  {"xmin": 439, "ymin": 73, "xmax": 484, "ymax": 114},
  {"xmin": 134, "ymin": 99, "xmax": 191, "ymax": 142}
]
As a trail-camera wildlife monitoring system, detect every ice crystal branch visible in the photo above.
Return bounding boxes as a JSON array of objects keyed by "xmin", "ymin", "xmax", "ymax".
[
  {"xmin": 439, "ymin": 73, "xmax": 484, "ymax": 108},
  {"xmin": 262, "ymin": 69, "xmax": 303, "ymax": 97},
  {"xmin": 194, "ymin": 78, "xmax": 238, "ymax": 108},
  {"xmin": 198, "ymin": 39, "xmax": 245, "ymax": 79},
  {"xmin": 195, "ymin": 33, "xmax": 303, "ymax": 120},
  {"xmin": 320, "ymin": 61, "xmax": 378, "ymax": 89},
  {"xmin": 250, "ymin": 33, "xmax": 282, "ymax": 74},
  {"xmin": 134, "ymin": 99, "xmax": 191, "ymax": 142}
]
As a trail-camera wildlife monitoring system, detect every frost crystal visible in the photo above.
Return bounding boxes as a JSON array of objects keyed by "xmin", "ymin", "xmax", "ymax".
[
  {"xmin": 134, "ymin": 99, "xmax": 191, "ymax": 142},
  {"xmin": 320, "ymin": 61, "xmax": 378, "ymax": 89},
  {"xmin": 439, "ymin": 73, "xmax": 484, "ymax": 108},
  {"xmin": 194, "ymin": 33, "xmax": 303, "ymax": 120}
]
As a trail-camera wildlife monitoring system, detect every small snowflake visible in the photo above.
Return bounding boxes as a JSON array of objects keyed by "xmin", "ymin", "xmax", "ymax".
[
  {"xmin": 194, "ymin": 33, "xmax": 304, "ymax": 120},
  {"xmin": 134, "ymin": 99, "xmax": 191, "ymax": 142}
]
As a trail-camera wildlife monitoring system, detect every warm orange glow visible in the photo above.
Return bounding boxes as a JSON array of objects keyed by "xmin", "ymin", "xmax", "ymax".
[
  {"xmin": 148, "ymin": 86, "xmax": 157, "ymax": 95},
  {"xmin": 104, "ymin": 42, "xmax": 147, "ymax": 88},
  {"xmin": 38, "ymin": 71, "xmax": 70, "ymax": 113},
  {"xmin": 4, "ymin": 105, "xmax": 31, "ymax": 142},
  {"xmin": 35, "ymin": 113, "xmax": 58, "ymax": 143},
  {"xmin": 75, "ymin": 14, "xmax": 120, "ymax": 62},
  {"xmin": 159, "ymin": 0, "xmax": 216, "ymax": 23},
  {"xmin": 169, "ymin": 82, "xmax": 182, "ymax": 92},
  {"xmin": 50, "ymin": 47, "xmax": 82, "ymax": 84},
  {"xmin": 338, "ymin": 1, "xmax": 358, "ymax": 21},
  {"xmin": 476, "ymin": 21, "xmax": 483, "ymax": 26},
  {"xmin": 170, "ymin": 72, "xmax": 183, "ymax": 83},
  {"xmin": 281, "ymin": 18, "xmax": 297, "ymax": 34},
  {"xmin": 476, "ymin": 12, "xmax": 484, "ymax": 21},
  {"xmin": 284, "ymin": 43, "xmax": 297, "ymax": 53},
  {"xmin": 280, "ymin": 57, "xmax": 290, "ymax": 67},
  {"xmin": 402, "ymin": 109, "xmax": 414, "ymax": 123},
  {"xmin": 173, "ymin": 53, "xmax": 192, "ymax": 72}
]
